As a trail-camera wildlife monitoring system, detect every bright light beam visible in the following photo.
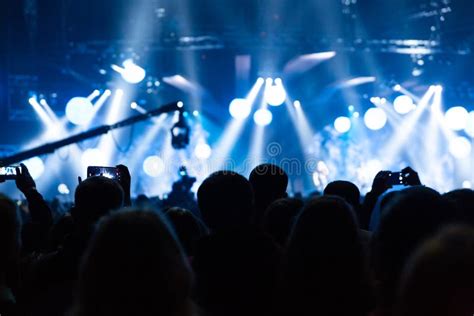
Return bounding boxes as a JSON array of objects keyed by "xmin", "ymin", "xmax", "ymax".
[
  {"xmin": 29, "ymin": 97, "xmax": 54, "ymax": 126},
  {"xmin": 382, "ymin": 86, "xmax": 436, "ymax": 166},
  {"xmin": 210, "ymin": 78, "xmax": 265, "ymax": 171}
]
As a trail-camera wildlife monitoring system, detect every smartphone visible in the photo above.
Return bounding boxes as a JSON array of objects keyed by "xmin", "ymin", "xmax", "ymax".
[
  {"xmin": 387, "ymin": 171, "xmax": 405, "ymax": 186},
  {"xmin": 87, "ymin": 166, "xmax": 120, "ymax": 180},
  {"xmin": 0, "ymin": 166, "xmax": 18, "ymax": 180}
]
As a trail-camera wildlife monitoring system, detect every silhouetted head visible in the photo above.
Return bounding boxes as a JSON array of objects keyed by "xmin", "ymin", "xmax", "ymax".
[
  {"xmin": 164, "ymin": 207, "xmax": 208, "ymax": 257},
  {"xmin": 373, "ymin": 186, "xmax": 451, "ymax": 311},
  {"xmin": 324, "ymin": 180, "xmax": 360, "ymax": 210},
  {"xmin": 442, "ymin": 189, "xmax": 474, "ymax": 226},
  {"xmin": 72, "ymin": 176, "xmax": 124, "ymax": 226},
  {"xmin": 197, "ymin": 171, "xmax": 254, "ymax": 232},
  {"xmin": 249, "ymin": 164, "xmax": 288, "ymax": 213},
  {"xmin": 0, "ymin": 194, "xmax": 19, "ymax": 273},
  {"xmin": 397, "ymin": 226, "xmax": 474, "ymax": 316},
  {"xmin": 263, "ymin": 198, "xmax": 303, "ymax": 246},
  {"xmin": 74, "ymin": 209, "xmax": 193, "ymax": 316},
  {"xmin": 284, "ymin": 196, "xmax": 372, "ymax": 315}
]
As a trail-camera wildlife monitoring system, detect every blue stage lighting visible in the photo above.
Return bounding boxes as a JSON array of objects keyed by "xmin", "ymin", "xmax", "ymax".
[
  {"xmin": 66, "ymin": 97, "xmax": 95, "ymax": 125},
  {"xmin": 253, "ymin": 108, "xmax": 273, "ymax": 126},
  {"xmin": 111, "ymin": 59, "xmax": 146, "ymax": 84},
  {"xmin": 449, "ymin": 136, "xmax": 471, "ymax": 159},
  {"xmin": 445, "ymin": 106, "xmax": 468, "ymax": 131},
  {"xmin": 393, "ymin": 95, "xmax": 415, "ymax": 114},
  {"xmin": 364, "ymin": 108, "xmax": 387, "ymax": 130},
  {"xmin": 194, "ymin": 143, "xmax": 212, "ymax": 160},
  {"xmin": 265, "ymin": 79, "xmax": 286, "ymax": 106},
  {"xmin": 143, "ymin": 155, "xmax": 165, "ymax": 177},
  {"xmin": 229, "ymin": 98, "xmax": 251, "ymax": 119},
  {"xmin": 22, "ymin": 157, "xmax": 45, "ymax": 180},
  {"xmin": 334, "ymin": 116, "xmax": 351, "ymax": 133}
]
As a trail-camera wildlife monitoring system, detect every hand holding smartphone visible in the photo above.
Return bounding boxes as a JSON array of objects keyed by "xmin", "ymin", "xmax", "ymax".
[
  {"xmin": 87, "ymin": 166, "xmax": 121, "ymax": 181},
  {"xmin": 0, "ymin": 166, "xmax": 18, "ymax": 181}
]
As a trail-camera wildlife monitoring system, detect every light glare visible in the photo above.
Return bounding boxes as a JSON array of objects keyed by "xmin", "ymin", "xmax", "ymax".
[{"xmin": 364, "ymin": 108, "xmax": 387, "ymax": 130}]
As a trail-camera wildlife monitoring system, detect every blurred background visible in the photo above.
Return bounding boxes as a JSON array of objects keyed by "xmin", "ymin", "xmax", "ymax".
[{"xmin": 1, "ymin": 0, "xmax": 474, "ymax": 199}]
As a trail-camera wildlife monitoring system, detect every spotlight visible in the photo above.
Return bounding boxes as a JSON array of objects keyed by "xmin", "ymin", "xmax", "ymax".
[
  {"xmin": 393, "ymin": 84, "xmax": 402, "ymax": 91},
  {"xmin": 253, "ymin": 108, "xmax": 273, "ymax": 126},
  {"xmin": 293, "ymin": 100, "xmax": 301, "ymax": 108},
  {"xmin": 177, "ymin": 101, "xmax": 184, "ymax": 108},
  {"xmin": 111, "ymin": 58, "xmax": 146, "ymax": 84},
  {"xmin": 348, "ymin": 105, "xmax": 355, "ymax": 112},
  {"xmin": 194, "ymin": 143, "xmax": 212, "ymax": 160},
  {"xmin": 464, "ymin": 111, "xmax": 474, "ymax": 138},
  {"xmin": 393, "ymin": 95, "xmax": 415, "ymax": 114},
  {"xmin": 462, "ymin": 180, "xmax": 472, "ymax": 189},
  {"xmin": 334, "ymin": 116, "xmax": 351, "ymax": 133},
  {"xmin": 193, "ymin": 110, "xmax": 199, "ymax": 117},
  {"xmin": 81, "ymin": 148, "xmax": 106, "ymax": 167},
  {"xmin": 65, "ymin": 97, "xmax": 95, "ymax": 125},
  {"xmin": 364, "ymin": 108, "xmax": 387, "ymax": 130},
  {"xmin": 130, "ymin": 102, "xmax": 138, "ymax": 109},
  {"xmin": 229, "ymin": 98, "xmax": 251, "ymax": 119},
  {"xmin": 449, "ymin": 136, "xmax": 471, "ymax": 159},
  {"xmin": 256, "ymin": 77, "xmax": 265, "ymax": 84},
  {"xmin": 444, "ymin": 106, "xmax": 468, "ymax": 131},
  {"xmin": 265, "ymin": 80, "xmax": 286, "ymax": 106},
  {"xmin": 57, "ymin": 183, "xmax": 70, "ymax": 195},
  {"xmin": 22, "ymin": 157, "xmax": 44, "ymax": 180},
  {"xmin": 143, "ymin": 156, "xmax": 165, "ymax": 177},
  {"xmin": 171, "ymin": 111, "xmax": 190, "ymax": 149},
  {"xmin": 353, "ymin": 112, "xmax": 360, "ymax": 118}
]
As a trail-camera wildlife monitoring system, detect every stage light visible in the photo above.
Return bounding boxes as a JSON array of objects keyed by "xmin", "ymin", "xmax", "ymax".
[
  {"xmin": 65, "ymin": 97, "xmax": 95, "ymax": 125},
  {"xmin": 58, "ymin": 183, "xmax": 70, "ymax": 195},
  {"xmin": 334, "ymin": 116, "xmax": 351, "ymax": 133},
  {"xmin": 171, "ymin": 111, "xmax": 190, "ymax": 149},
  {"xmin": 253, "ymin": 108, "xmax": 273, "ymax": 126},
  {"xmin": 348, "ymin": 105, "xmax": 355, "ymax": 112},
  {"xmin": 256, "ymin": 77, "xmax": 265, "ymax": 84},
  {"xmin": 104, "ymin": 89, "xmax": 112, "ymax": 96},
  {"xmin": 177, "ymin": 101, "xmax": 184, "ymax": 108},
  {"xmin": 449, "ymin": 136, "xmax": 471, "ymax": 159},
  {"xmin": 194, "ymin": 143, "xmax": 212, "ymax": 160},
  {"xmin": 130, "ymin": 102, "xmax": 138, "ymax": 109},
  {"xmin": 464, "ymin": 111, "xmax": 474, "ymax": 137},
  {"xmin": 229, "ymin": 98, "xmax": 252, "ymax": 119},
  {"xmin": 393, "ymin": 95, "xmax": 415, "ymax": 114},
  {"xmin": 393, "ymin": 84, "xmax": 402, "ymax": 91},
  {"xmin": 264, "ymin": 79, "xmax": 286, "ymax": 106},
  {"xmin": 29, "ymin": 96, "xmax": 54, "ymax": 125},
  {"xmin": 81, "ymin": 148, "xmax": 107, "ymax": 167},
  {"xmin": 364, "ymin": 107, "xmax": 387, "ymax": 130},
  {"xmin": 444, "ymin": 106, "xmax": 468, "ymax": 131},
  {"xmin": 111, "ymin": 59, "xmax": 146, "ymax": 84},
  {"xmin": 143, "ymin": 156, "xmax": 165, "ymax": 177},
  {"xmin": 22, "ymin": 157, "xmax": 44, "ymax": 180},
  {"xmin": 462, "ymin": 180, "xmax": 472, "ymax": 189},
  {"xmin": 353, "ymin": 112, "xmax": 360, "ymax": 118},
  {"xmin": 87, "ymin": 89, "xmax": 101, "ymax": 101},
  {"xmin": 293, "ymin": 100, "xmax": 301, "ymax": 108}
]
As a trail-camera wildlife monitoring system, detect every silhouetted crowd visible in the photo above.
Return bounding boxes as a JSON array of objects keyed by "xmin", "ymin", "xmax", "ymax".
[{"xmin": 1, "ymin": 162, "xmax": 474, "ymax": 316}]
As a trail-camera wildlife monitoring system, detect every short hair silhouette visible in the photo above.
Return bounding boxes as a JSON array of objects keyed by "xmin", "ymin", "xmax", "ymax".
[
  {"xmin": 164, "ymin": 207, "xmax": 207, "ymax": 257},
  {"xmin": 442, "ymin": 189, "xmax": 474, "ymax": 226},
  {"xmin": 263, "ymin": 198, "xmax": 303, "ymax": 246},
  {"xmin": 282, "ymin": 196, "xmax": 373, "ymax": 316},
  {"xmin": 397, "ymin": 226, "xmax": 474, "ymax": 316},
  {"xmin": 324, "ymin": 180, "xmax": 360, "ymax": 209},
  {"xmin": 249, "ymin": 164, "xmax": 288, "ymax": 226},
  {"xmin": 372, "ymin": 186, "xmax": 451, "ymax": 312},
  {"xmin": 73, "ymin": 209, "xmax": 194, "ymax": 316},
  {"xmin": 197, "ymin": 171, "xmax": 254, "ymax": 231},
  {"xmin": 72, "ymin": 176, "xmax": 124, "ymax": 226}
]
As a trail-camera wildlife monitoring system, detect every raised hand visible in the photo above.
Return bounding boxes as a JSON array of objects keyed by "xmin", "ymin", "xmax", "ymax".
[
  {"xmin": 15, "ymin": 163, "xmax": 37, "ymax": 194},
  {"xmin": 402, "ymin": 166, "xmax": 422, "ymax": 186}
]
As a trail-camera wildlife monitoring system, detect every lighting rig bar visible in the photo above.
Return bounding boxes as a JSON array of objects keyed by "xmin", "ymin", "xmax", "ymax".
[{"xmin": 0, "ymin": 101, "xmax": 181, "ymax": 167}]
